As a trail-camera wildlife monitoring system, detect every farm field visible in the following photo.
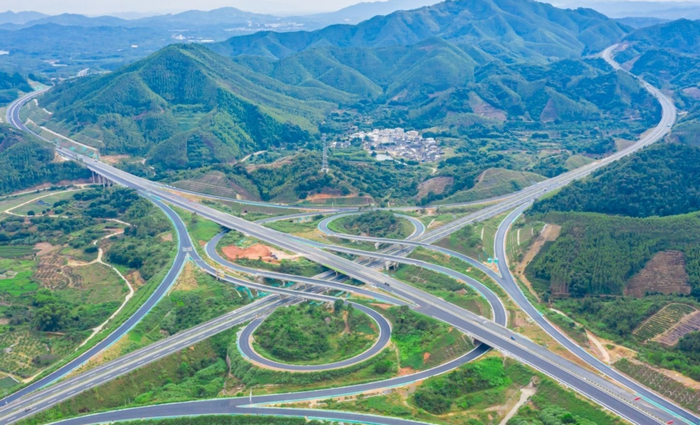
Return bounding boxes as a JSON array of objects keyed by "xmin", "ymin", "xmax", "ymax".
[
  {"xmin": 0, "ymin": 187, "xmax": 176, "ymax": 382},
  {"xmin": 634, "ymin": 303, "xmax": 698, "ymax": 342}
]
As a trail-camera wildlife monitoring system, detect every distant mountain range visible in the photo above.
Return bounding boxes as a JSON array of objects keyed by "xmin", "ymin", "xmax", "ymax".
[
  {"xmin": 613, "ymin": 19, "xmax": 700, "ymax": 146},
  {"xmin": 35, "ymin": 0, "xmax": 661, "ymax": 174},
  {"xmin": 547, "ymin": 0, "xmax": 700, "ymax": 20},
  {"xmin": 212, "ymin": 0, "xmax": 627, "ymax": 60},
  {"xmin": 0, "ymin": 10, "xmax": 47, "ymax": 25}
]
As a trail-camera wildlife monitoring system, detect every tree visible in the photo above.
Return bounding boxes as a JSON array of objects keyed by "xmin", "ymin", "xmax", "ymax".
[{"xmin": 34, "ymin": 303, "xmax": 68, "ymax": 331}]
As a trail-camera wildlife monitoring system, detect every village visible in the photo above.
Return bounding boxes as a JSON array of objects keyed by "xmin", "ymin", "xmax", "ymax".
[{"xmin": 337, "ymin": 128, "xmax": 443, "ymax": 163}]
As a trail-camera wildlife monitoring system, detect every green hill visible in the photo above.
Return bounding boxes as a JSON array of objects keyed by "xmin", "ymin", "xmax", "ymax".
[
  {"xmin": 235, "ymin": 41, "xmax": 660, "ymax": 129},
  {"xmin": 40, "ymin": 44, "xmax": 342, "ymax": 170},
  {"xmin": 533, "ymin": 143, "xmax": 700, "ymax": 218},
  {"xmin": 213, "ymin": 0, "xmax": 628, "ymax": 61},
  {"xmin": 0, "ymin": 125, "xmax": 90, "ymax": 195},
  {"xmin": 0, "ymin": 71, "xmax": 31, "ymax": 106}
]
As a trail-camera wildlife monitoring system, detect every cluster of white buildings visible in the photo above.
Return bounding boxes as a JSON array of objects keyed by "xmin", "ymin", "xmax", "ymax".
[{"xmin": 347, "ymin": 128, "xmax": 443, "ymax": 163}]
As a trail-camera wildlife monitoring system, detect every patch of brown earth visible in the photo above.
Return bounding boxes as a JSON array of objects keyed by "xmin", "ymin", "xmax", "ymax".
[
  {"xmin": 221, "ymin": 243, "xmax": 299, "ymax": 263},
  {"xmin": 33, "ymin": 242, "xmax": 58, "ymax": 256},
  {"xmin": 587, "ymin": 331, "xmax": 611, "ymax": 363},
  {"xmin": 539, "ymin": 98, "xmax": 557, "ymax": 123},
  {"xmin": 398, "ymin": 366, "xmax": 417, "ymax": 376},
  {"xmin": 683, "ymin": 87, "xmax": 700, "ymax": 100},
  {"xmin": 126, "ymin": 270, "xmax": 146, "ymax": 288},
  {"xmin": 416, "ymin": 177, "xmax": 453, "ymax": 200},
  {"xmin": 422, "ymin": 352, "xmax": 430, "ymax": 363},
  {"xmin": 160, "ymin": 232, "xmax": 173, "ymax": 242},
  {"xmin": 625, "ymin": 250, "xmax": 690, "ymax": 297},
  {"xmin": 468, "ymin": 92, "xmax": 507, "ymax": 122},
  {"xmin": 100, "ymin": 155, "xmax": 130, "ymax": 165}
]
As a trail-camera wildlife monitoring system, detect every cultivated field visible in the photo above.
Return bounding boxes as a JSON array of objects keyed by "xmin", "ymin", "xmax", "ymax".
[{"xmin": 633, "ymin": 303, "xmax": 697, "ymax": 342}]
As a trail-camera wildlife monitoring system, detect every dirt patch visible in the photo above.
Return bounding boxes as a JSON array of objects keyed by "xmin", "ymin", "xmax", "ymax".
[
  {"xmin": 160, "ymin": 232, "xmax": 173, "ymax": 242},
  {"xmin": 539, "ymin": 98, "xmax": 557, "ymax": 122},
  {"xmin": 100, "ymin": 155, "xmax": 130, "ymax": 165},
  {"xmin": 398, "ymin": 366, "xmax": 417, "ymax": 376},
  {"xmin": 416, "ymin": 177, "xmax": 453, "ymax": 200},
  {"xmin": 126, "ymin": 270, "xmax": 146, "ymax": 288},
  {"xmin": 655, "ymin": 311, "xmax": 700, "ymax": 347},
  {"xmin": 370, "ymin": 303, "xmax": 392, "ymax": 310},
  {"xmin": 221, "ymin": 243, "xmax": 299, "ymax": 263},
  {"xmin": 422, "ymin": 352, "xmax": 430, "ymax": 363},
  {"xmin": 625, "ymin": 251, "xmax": 690, "ymax": 297},
  {"xmin": 469, "ymin": 92, "xmax": 507, "ymax": 122},
  {"xmin": 587, "ymin": 331, "xmax": 611, "ymax": 364},
  {"xmin": 683, "ymin": 87, "xmax": 700, "ymax": 100},
  {"xmin": 33, "ymin": 242, "xmax": 58, "ymax": 256}
]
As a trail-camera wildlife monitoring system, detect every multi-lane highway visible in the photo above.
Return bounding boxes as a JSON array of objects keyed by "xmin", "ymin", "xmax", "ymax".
[
  {"xmin": 46, "ymin": 150, "xmax": 683, "ymax": 424},
  {"xmin": 0, "ymin": 43, "xmax": 689, "ymax": 425}
]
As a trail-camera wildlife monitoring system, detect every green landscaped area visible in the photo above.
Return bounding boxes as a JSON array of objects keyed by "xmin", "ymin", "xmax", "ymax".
[
  {"xmin": 90, "ymin": 262, "xmax": 250, "ymax": 362},
  {"xmin": 328, "ymin": 210, "xmax": 414, "ymax": 239},
  {"xmin": 435, "ymin": 213, "xmax": 508, "ymax": 260},
  {"xmin": 414, "ymin": 204, "xmax": 489, "ymax": 230},
  {"xmin": 310, "ymin": 355, "xmax": 622, "ymax": 425},
  {"xmin": 391, "ymin": 264, "xmax": 491, "ymax": 319},
  {"xmin": 20, "ymin": 327, "xmax": 400, "ymax": 425},
  {"xmin": 384, "ymin": 305, "xmax": 474, "ymax": 370},
  {"xmin": 505, "ymin": 216, "xmax": 545, "ymax": 264},
  {"xmin": 252, "ymin": 301, "xmax": 378, "ymax": 365}
]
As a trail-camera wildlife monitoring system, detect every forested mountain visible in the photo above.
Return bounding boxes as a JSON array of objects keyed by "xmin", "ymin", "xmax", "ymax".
[
  {"xmin": 0, "ymin": 71, "xmax": 31, "ymax": 105},
  {"xmin": 235, "ymin": 43, "xmax": 659, "ymax": 129},
  {"xmin": 623, "ymin": 19, "xmax": 700, "ymax": 55},
  {"xmin": 41, "ymin": 44, "xmax": 338, "ymax": 170},
  {"xmin": 213, "ymin": 0, "xmax": 628, "ymax": 61},
  {"xmin": 615, "ymin": 20, "xmax": 700, "ymax": 144},
  {"xmin": 533, "ymin": 143, "xmax": 700, "ymax": 217},
  {"xmin": 0, "ymin": 126, "xmax": 89, "ymax": 195},
  {"xmin": 34, "ymin": 0, "xmax": 658, "ymax": 203}
]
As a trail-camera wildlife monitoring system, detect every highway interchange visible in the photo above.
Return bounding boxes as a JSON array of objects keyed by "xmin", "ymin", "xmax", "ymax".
[{"xmin": 0, "ymin": 44, "xmax": 694, "ymax": 425}]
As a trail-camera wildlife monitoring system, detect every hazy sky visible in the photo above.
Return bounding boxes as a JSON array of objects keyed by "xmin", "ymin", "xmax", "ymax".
[{"xmin": 1, "ymin": 0, "xmax": 369, "ymax": 16}]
